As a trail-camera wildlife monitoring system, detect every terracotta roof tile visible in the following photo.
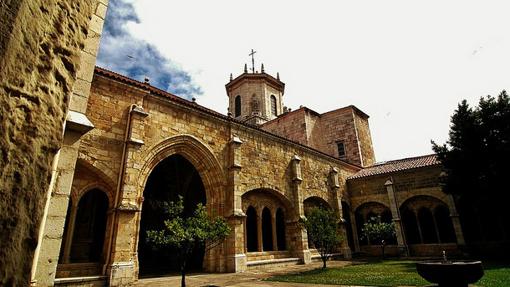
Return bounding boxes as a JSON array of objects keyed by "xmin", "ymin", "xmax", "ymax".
[{"xmin": 347, "ymin": 154, "xmax": 440, "ymax": 180}]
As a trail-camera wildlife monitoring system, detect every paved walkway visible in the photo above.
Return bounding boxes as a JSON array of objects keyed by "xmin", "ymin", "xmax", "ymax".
[{"xmin": 134, "ymin": 260, "xmax": 366, "ymax": 287}]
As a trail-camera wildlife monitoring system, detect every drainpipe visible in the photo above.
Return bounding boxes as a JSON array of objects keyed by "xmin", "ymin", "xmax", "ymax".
[{"xmin": 103, "ymin": 104, "xmax": 137, "ymax": 275}]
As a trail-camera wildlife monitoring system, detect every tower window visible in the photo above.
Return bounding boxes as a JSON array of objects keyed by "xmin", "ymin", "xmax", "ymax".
[
  {"xmin": 235, "ymin": 95, "xmax": 241, "ymax": 117},
  {"xmin": 270, "ymin": 95, "xmax": 277, "ymax": 116},
  {"xmin": 337, "ymin": 141, "xmax": 346, "ymax": 158}
]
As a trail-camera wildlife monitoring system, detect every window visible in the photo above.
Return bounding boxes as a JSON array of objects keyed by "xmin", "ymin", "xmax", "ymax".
[
  {"xmin": 337, "ymin": 141, "xmax": 346, "ymax": 158},
  {"xmin": 270, "ymin": 95, "xmax": 277, "ymax": 116},
  {"xmin": 234, "ymin": 95, "xmax": 241, "ymax": 117}
]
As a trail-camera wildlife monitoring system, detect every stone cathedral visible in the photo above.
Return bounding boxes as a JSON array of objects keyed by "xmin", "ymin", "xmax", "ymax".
[{"xmin": 31, "ymin": 60, "xmax": 468, "ymax": 286}]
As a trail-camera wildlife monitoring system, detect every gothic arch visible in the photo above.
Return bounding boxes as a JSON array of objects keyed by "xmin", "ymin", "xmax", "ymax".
[
  {"xmin": 241, "ymin": 187, "xmax": 293, "ymax": 214},
  {"xmin": 135, "ymin": 135, "xmax": 226, "ymax": 273},
  {"xmin": 137, "ymin": 135, "xmax": 225, "ymax": 213},
  {"xmin": 303, "ymin": 196, "xmax": 331, "ymax": 212}
]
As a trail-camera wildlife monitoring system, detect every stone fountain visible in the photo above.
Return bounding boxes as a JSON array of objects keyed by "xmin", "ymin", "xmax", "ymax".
[{"xmin": 416, "ymin": 251, "xmax": 484, "ymax": 287}]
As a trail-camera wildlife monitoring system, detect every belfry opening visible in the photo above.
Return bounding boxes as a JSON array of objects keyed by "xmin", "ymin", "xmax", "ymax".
[{"xmin": 138, "ymin": 154, "xmax": 206, "ymax": 277}]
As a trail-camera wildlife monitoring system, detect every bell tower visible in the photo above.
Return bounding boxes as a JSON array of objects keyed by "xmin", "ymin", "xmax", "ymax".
[{"xmin": 226, "ymin": 51, "xmax": 285, "ymax": 125}]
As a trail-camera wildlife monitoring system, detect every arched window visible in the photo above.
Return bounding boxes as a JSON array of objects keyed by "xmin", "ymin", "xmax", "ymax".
[
  {"xmin": 276, "ymin": 208, "xmax": 286, "ymax": 251},
  {"xmin": 235, "ymin": 95, "xmax": 241, "ymax": 117},
  {"xmin": 262, "ymin": 207, "xmax": 273, "ymax": 251},
  {"xmin": 71, "ymin": 189, "xmax": 108, "ymax": 262},
  {"xmin": 246, "ymin": 206, "xmax": 258, "ymax": 252},
  {"xmin": 270, "ymin": 95, "xmax": 277, "ymax": 116}
]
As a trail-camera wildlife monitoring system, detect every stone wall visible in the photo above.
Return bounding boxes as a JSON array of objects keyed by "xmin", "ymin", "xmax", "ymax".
[
  {"xmin": 260, "ymin": 108, "xmax": 309, "ymax": 145},
  {"xmin": 262, "ymin": 106, "xmax": 376, "ymax": 167},
  {"xmin": 0, "ymin": 1, "xmax": 99, "ymax": 285}
]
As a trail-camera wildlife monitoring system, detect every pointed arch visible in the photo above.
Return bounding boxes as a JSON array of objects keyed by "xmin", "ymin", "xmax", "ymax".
[{"xmin": 137, "ymin": 135, "xmax": 225, "ymax": 214}]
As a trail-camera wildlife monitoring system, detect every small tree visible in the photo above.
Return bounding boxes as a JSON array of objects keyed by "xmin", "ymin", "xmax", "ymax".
[
  {"xmin": 361, "ymin": 216, "xmax": 396, "ymax": 259},
  {"xmin": 146, "ymin": 196, "xmax": 230, "ymax": 287},
  {"xmin": 302, "ymin": 207, "xmax": 342, "ymax": 269}
]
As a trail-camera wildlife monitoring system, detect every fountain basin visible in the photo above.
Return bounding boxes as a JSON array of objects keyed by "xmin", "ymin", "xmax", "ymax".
[{"xmin": 416, "ymin": 260, "xmax": 483, "ymax": 287}]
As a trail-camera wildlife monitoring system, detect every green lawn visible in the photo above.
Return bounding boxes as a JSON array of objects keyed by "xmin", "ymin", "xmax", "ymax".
[{"xmin": 267, "ymin": 260, "xmax": 510, "ymax": 287}]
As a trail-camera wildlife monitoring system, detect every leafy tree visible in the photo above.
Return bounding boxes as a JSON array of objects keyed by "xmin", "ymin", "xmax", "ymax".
[
  {"xmin": 361, "ymin": 216, "xmax": 396, "ymax": 259},
  {"xmin": 432, "ymin": 91, "xmax": 510, "ymax": 242},
  {"xmin": 146, "ymin": 196, "xmax": 231, "ymax": 287},
  {"xmin": 302, "ymin": 207, "xmax": 342, "ymax": 269}
]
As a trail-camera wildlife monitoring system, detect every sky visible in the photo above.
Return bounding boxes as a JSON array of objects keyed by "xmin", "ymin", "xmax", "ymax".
[{"xmin": 97, "ymin": 0, "xmax": 510, "ymax": 162}]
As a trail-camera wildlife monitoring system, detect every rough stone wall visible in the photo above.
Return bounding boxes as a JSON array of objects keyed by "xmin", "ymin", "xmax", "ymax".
[
  {"xmin": 263, "ymin": 106, "xmax": 375, "ymax": 167},
  {"xmin": 0, "ymin": 1, "xmax": 96, "ymax": 285},
  {"xmin": 352, "ymin": 112, "xmax": 376, "ymax": 166},
  {"xmin": 311, "ymin": 107, "xmax": 362, "ymax": 165},
  {"xmin": 260, "ymin": 108, "xmax": 309, "ymax": 145}
]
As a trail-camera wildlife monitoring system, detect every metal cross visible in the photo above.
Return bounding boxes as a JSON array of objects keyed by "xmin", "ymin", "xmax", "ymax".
[{"xmin": 249, "ymin": 49, "xmax": 256, "ymax": 73}]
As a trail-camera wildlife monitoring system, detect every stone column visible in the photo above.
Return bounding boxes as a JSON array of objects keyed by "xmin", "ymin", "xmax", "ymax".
[
  {"xmin": 272, "ymin": 213, "xmax": 278, "ymax": 251},
  {"xmin": 107, "ymin": 105, "xmax": 148, "ymax": 286},
  {"xmin": 257, "ymin": 213, "xmax": 263, "ymax": 252},
  {"xmin": 446, "ymin": 194, "xmax": 465, "ymax": 245},
  {"xmin": 329, "ymin": 167, "xmax": 351, "ymax": 258},
  {"xmin": 225, "ymin": 135, "xmax": 246, "ymax": 272},
  {"xmin": 62, "ymin": 203, "xmax": 79, "ymax": 264},
  {"xmin": 384, "ymin": 178, "xmax": 408, "ymax": 256},
  {"xmin": 290, "ymin": 155, "xmax": 311, "ymax": 264}
]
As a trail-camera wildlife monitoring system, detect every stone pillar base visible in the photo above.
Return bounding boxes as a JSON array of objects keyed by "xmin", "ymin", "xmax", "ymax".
[
  {"xmin": 297, "ymin": 249, "xmax": 312, "ymax": 264},
  {"xmin": 227, "ymin": 253, "xmax": 247, "ymax": 272},
  {"xmin": 108, "ymin": 262, "xmax": 135, "ymax": 287},
  {"xmin": 342, "ymin": 247, "xmax": 352, "ymax": 259}
]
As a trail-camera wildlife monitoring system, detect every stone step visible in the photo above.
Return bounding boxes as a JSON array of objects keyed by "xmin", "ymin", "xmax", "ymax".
[
  {"xmin": 54, "ymin": 275, "xmax": 106, "ymax": 287},
  {"xmin": 246, "ymin": 257, "xmax": 301, "ymax": 270},
  {"xmin": 246, "ymin": 251, "xmax": 292, "ymax": 261}
]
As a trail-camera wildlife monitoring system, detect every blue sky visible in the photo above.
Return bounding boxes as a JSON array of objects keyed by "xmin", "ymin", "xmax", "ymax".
[
  {"xmin": 97, "ymin": 0, "xmax": 201, "ymax": 98},
  {"xmin": 97, "ymin": 0, "xmax": 510, "ymax": 162}
]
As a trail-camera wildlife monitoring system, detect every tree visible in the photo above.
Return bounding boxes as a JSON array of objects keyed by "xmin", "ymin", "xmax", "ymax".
[
  {"xmin": 432, "ymin": 91, "xmax": 510, "ymax": 243},
  {"xmin": 361, "ymin": 216, "xmax": 396, "ymax": 259},
  {"xmin": 302, "ymin": 207, "xmax": 342, "ymax": 268},
  {"xmin": 145, "ymin": 196, "xmax": 231, "ymax": 287}
]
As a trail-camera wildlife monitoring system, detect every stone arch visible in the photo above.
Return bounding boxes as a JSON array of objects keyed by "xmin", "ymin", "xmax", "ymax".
[
  {"xmin": 137, "ymin": 135, "xmax": 225, "ymax": 214},
  {"xmin": 58, "ymin": 160, "xmax": 115, "ymax": 276},
  {"xmin": 135, "ymin": 135, "xmax": 226, "ymax": 274},
  {"xmin": 399, "ymin": 195, "xmax": 455, "ymax": 245},
  {"xmin": 241, "ymin": 188, "xmax": 293, "ymax": 216},
  {"xmin": 72, "ymin": 159, "xmax": 115, "ymax": 205},
  {"xmin": 61, "ymin": 188, "xmax": 109, "ymax": 265},
  {"xmin": 242, "ymin": 188, "xmax": 292, "ymax": 254},
  {"xmin": 354, "ymin": 201, "xmax": 392, "ymax": 245},
  {"xmin": 303, "ymin": 196, "xmax": 331, "ymax": 215}
]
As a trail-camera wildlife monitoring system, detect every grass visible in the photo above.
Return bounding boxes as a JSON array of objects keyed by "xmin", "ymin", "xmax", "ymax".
[{"xmin": 267, "ymin": 260, "xmax": 510, "ymax": 287}]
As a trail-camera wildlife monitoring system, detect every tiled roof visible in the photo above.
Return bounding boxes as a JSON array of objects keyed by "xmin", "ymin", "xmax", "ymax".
[{"xmin": 347, "ymin": 154, "xmax": 440, "ymax": 180}]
